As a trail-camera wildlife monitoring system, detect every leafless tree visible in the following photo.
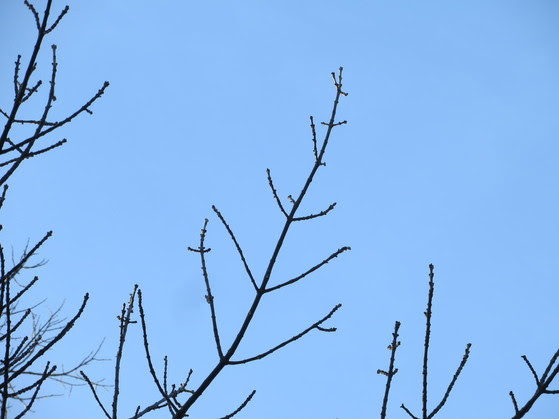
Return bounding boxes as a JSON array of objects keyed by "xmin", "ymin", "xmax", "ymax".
[
  {"xmin": 0, "ymin": 0, "xmax": 108, "ymax": 416},
  {"xmin": 81, "ymin": 68, "xmax": 349, "ymax": 418}
]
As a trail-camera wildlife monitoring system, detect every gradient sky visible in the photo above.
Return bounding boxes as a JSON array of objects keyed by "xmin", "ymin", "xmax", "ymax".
[{"xmin": 2, "ymin": 1, "xmax": 559, "ymax": 418}]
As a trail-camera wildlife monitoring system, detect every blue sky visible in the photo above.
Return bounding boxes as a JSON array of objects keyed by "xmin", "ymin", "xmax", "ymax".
[{"xmin": 2, "ymin": 0, "xmax": 559, "ymax": 418}]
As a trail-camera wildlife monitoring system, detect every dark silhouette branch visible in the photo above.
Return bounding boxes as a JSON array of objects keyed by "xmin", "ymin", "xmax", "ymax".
[
  {"xmin": 292, "ymin": 202, "xmax": 337, "ymax": 221},
  {"xmin": 80, "ymin": 371, "xmax": 111, "ymax": 419},
  {"xmin": 189, "ymin": 219, "xmax": 223, "ymax": 360},
  {"xmin": 212, "ymin": 205, "xmax": 258, "ymax": 292},
  {"xmin": 113, "ymin": 285, "xmax": 138, "ymax": 419},
  {"xmin": 400, "ymin": 265, "xmax": 471, "ymax": 419},
  {"xmin": 138, "ymin": 289, "xmax": 179, "ymax": 416},
  {"xmin": 510, "ymin": 348, "xmax": 559, "ymax": 418},
  {"xmin": 266, "ymin": 168, "xmax": 289, "ymax": 218},
  {"xmin": 378, "ymin": 321, "xmax": 401, "ymax": 419},
  {"xmin": 228, "ymin": 304, "xmax": 341, "ymax": 365},
  {"xmin": 172, "ymin": 67, "xmax": 349, "ymax": 418},
  {"xmin": 219, "ymin": 390, "xmax": 256, "ymax": 419},
  {"xmin": 264, "ymin": 246, "xmax": 350, "ymax": 293}
]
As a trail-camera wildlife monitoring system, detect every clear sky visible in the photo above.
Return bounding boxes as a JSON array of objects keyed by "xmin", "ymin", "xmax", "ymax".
[{"xmin": 2, "ymin": 1, "xmax": 559, "ymax": 418}]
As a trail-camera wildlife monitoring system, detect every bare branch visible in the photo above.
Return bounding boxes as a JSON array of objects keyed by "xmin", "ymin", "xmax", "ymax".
[
  {"xmin": 427, "ymin": 343, "xmax": 471, "ymax": 419},
  {"xmin": 509, "ymin": 391, "xmax": 519, "ymax": 414},
  {"xmin": 228, "ymin": 304, "xmax": 341, "ymax": 365},
  {"xmin": 1, "ymin": 232, "xmax": 52, "ymax": 285},
  {"xmin": 212, "ymin": 206, "xmax": 258, "ymax": 292},
  {"xmin": 113, "ymin": 285, "xmax": 138, "ymax": 419},
  {"xmin": 522, "ymin": 355, "xmax": 540, "ymax": 385},
  {"xmin": 401, "ymin": 403, "xmax": 419, "ymax": 419},
  {"xmin": 422, "ymin": 264, "xmax": 435, "ymax": 419},
  {"xmin": 0, "ymin": 139, "xmax": 67, "ymax": 168},
  {"xmin": 510, "ymin": 348, "xmax": 559, "ymax": 418},
  {"xmin": 293, "ymin": 202, "xmax": 336, "ymax": 221},
  {"xmin": 192, "ymin": 219, "xmax": 223, "ymax": 359},
  {"xmin": 138, "ymin": 289, "xmax": 178, "ymax": 415},
  {"xmin": 379, "ymin": 321, "xmax": 401, "ymax": 419},
  {"xmin": 81, "ymin": 371, "xmax": 111, "ymax": 419},
  {"xmin": 173, "ymin": 68, "xmax": 348, "ymax": 418},
  {"xmin": 13, "ymin": 363, "xmax": 55, "ymax": 419},
  {"xmin": 219, "ymin": 390, "xmax": 256, "ymax": 419},
  {"xmin": 45, "ymin": 5, "xmax": 69, "ymax": 34},
  {"xmin": 23, "ymin": 1, "xmax": 40, "ymax": 31},
  {"xmin": 266, "ymin": 168, "xmax": 288, "ymax": 218},
  {"xmin": 3, "ymin": 293, "xmax": 89, "ymax": 387},
  {"xmin": 264, "ymin": 246, "xmax": 350, "ymax": 293}
]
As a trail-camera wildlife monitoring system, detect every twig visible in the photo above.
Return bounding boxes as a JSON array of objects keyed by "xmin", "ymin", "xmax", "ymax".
[
  {"xmin": 212, "ymin": 205, "xmax": 258, "ymax": 291},
  {"xmin": 379, "ymin": 321, "xmax": 401, "ymax": 419},
  {"xmin": 138, "ymin": 289, "xmax": 178, "ymax": 415},
  {"xmin": 219, "ymin": 390, "xmax": 256, "ymax": 419},
  {"xmin": 189, "ymin": 219, "xmax": 223, "ymax": 359},
  {"xmin": 113, "ymin": 286, "xmax": 138, "ymax": 419},
  {"xmin": 80, "ymin": 371, "xmax": 111, "ymax": 419},
  {"xmin": 293, "ymin": 202, "xmax": 336, "ymax": 221},
  {"xmin": 422, "ymin": 264, "xmax": 435, "ymax": 419},
  {"xmin": 266, "ymin": 168, "xmax": 288, "ymax": 218},
  {"xmin": 228, "ymin": 304, "xmax": 341, "ymax": 365},
  {"xmin": 264, "ymin": 246, "xmax": 350, "ymax": 293}
]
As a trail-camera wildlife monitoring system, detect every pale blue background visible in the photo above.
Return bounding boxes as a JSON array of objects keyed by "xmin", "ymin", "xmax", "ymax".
[{"xmin": 1, "ymin": 1, "xmax": 559, "ymax": 418}]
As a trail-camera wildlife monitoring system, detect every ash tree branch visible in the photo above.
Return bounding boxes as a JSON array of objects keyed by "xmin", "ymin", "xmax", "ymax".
[
  {"xmin": 427, "ymin": 343, "xmax": 471, "ymax": 419},
  {"xmin": 0, "ymin": 139, "xmax": 67, "ymax": 168},
  {"xmin": 264, "ymin": 246, "xmax": 350, "ymax": 293},
  {"xmin": 2, "ymin": 293, "xmax": 89, "ymax": 389},
  {"xmin": 13, "ymin": 362, "xmax": 55, "ymax": 419},
  {"xmin": 378, "ymin": 321, "xmax": 401, "ymax": 419},
  {"xmin": 228, "ymin": 304, "xmax": 341, "ymax": 365},
  {"xmin": 112, "ymin": 286, "xmax": 139, "ymax": 419},
  {"xmin": 510, "ymin": 348, "xmax": 559, "ymax": 418},
  {"xmin": 401, "ymin": 265, "xmax": 471, "ymax": 419},
  {"xmin": 138, "ymin": 289, "xmax": 179, "ymax": 415},
  {"xmin": 266, "ymin": 168, "xmax": 288, "ymax": 218},
  {"xmin": 80, "ymin": 371, "xmax": 111, "ymax": 419},
  {"xmin": 1, "ymin": 232, "xmax": 52, "ymax": 285},
  {"xmin": 188, "ymin": 219, "xmax": 223, "ymax": 360},
  {"xmin": 292, "ymin": 202, "xmax": 337, "ymax": 221},
  {"xmin": 212, "ymin": 205, "xmax": 258, "ymax": 292},
  {"xmin": 219, "ymin": 390, "xmax": 256, "ymax": 419},
  {"xmin": 172, "ymin": 68, "xmax": 349, "ymax": 419}
]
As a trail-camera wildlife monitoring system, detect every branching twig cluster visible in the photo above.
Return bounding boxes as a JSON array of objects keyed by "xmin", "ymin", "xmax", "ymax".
[
  {"xmin": 509, "ymin": 350, "xmax": 559, "ymax": 418},
  {"xmin": 82, "ymin": 68, "xmax": 349, "ymax": 418},
  {"xmin": 378, "ymin": 265, "xmax": 471, "ymax": 419},
  {"xmin": 0, "ymin": 0, "xmax": 109, "ymax": 416}
]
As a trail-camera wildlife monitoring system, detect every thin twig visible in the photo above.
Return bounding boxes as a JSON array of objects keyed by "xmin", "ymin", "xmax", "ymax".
[
  {"xmin": 422, "ymin": 264, "xmax": 435, "ymax": 419},
  {"xmin": 427, "ymin": 343, "xmax": 471, "ymax": 418},
  {"xmin": 81, "ymin": 371, "xmax": 111, "ymax": 419},
  {"xmin": 212, "ymin": 206, "xmax": 258, "ymax": 291},
  {"xmin": 264, "ymin": 246, "xmax": 350, "ymax": 293},
  {"xmin": 266, "ymin": 168, "xmax": 288, "ymax": 218},
  {"xmin": 219, "ymin": 390, "xmax": 256, "ymax": 419},
  {"xmin": 113, "ymin": 286, "xmax": 138, "ymax": 419},
  {"xmin": 190, "ymin": 219, "xmax": 223, "ymax": 359},
  {"xmin": 293, "ymin": 202, "xmax": 336, "ymax": 221},
  {"xmin": 379, "ymin": 321, "xmax": 401, "ymax": 419},
  {"xmin": 228, "ymin": 304, "xmax": 341, "ymax": 365},
  {"xmin": 138, "ymin": 289, "xmax": 178, "ymax": 415}
]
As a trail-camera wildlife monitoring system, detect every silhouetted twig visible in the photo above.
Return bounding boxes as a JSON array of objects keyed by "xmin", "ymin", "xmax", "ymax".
[
  {"xmin": 400, "ymin": 264, "xmax": 471, "ymax": 419},
  {"xmin": 378, "ymin": 321, "xmax": 401, "ymax": 419},
  {"xmin": 510, "ymin": 348, "xmax": 559, "ymax": 418}
]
